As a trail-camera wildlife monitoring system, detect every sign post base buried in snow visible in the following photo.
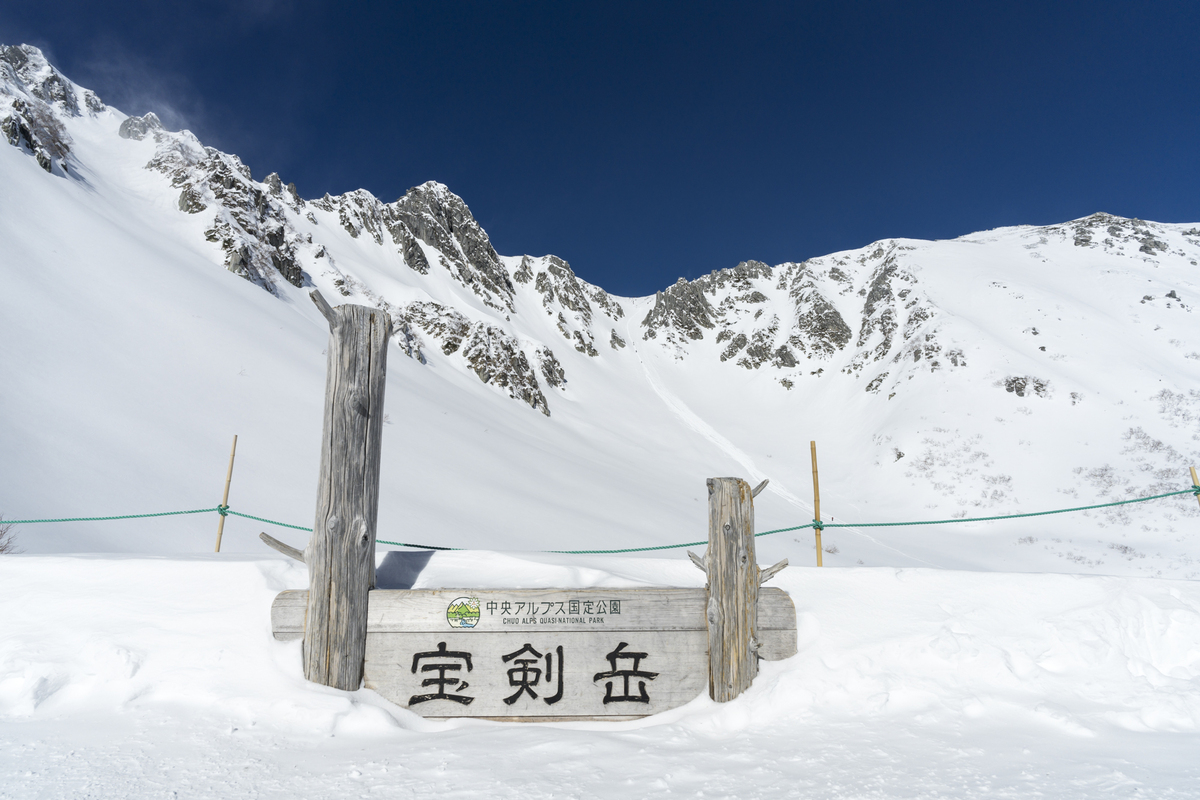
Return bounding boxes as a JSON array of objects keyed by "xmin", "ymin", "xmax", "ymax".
[{"xmin": 268, "ymin": 475, "xmax": 794, "ymax": 719}]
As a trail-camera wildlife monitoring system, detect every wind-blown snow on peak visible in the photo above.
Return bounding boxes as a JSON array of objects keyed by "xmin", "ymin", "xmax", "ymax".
[
  {"xmin": 0, "ymin": 44, "xmax": 103, "ymax": 119},
  {"xmin": 0, "ymin": 44, "xmax": 100, "ymax": 176}
]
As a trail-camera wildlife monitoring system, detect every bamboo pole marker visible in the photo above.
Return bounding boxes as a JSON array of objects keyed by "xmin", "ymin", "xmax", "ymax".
[
  {"xmin": 303, "ymin": 290, "xmax": 392, "ymax": 692},
  {"xmin": 811, "ymin": 440, "xmax": 823, "ymax": 567},
  {"xmin": 213, "ymin": 434, "xmax": 238, "ymax": 552},
  {"xmin": 1191, "ymin": 466, "xmax": 1200, "ymax": 509},
  {"xmin": 687, "ymin": 477, "xmax": 787, "ymax": 702}
]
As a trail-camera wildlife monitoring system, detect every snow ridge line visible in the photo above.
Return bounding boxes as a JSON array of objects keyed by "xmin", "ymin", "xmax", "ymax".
[{"xmin": 6, "ymin": 486, "xmax": 1198, "ymax": 553}]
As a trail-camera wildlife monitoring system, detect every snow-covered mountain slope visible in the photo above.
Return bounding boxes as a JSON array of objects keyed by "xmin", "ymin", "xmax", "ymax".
[{"xmin": 2, "ymin": 44, "xmax": 1198, "ymax": 577}]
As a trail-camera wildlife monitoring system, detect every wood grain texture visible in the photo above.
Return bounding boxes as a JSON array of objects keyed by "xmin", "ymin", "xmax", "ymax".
[
  {"xmin": 270, "ymin": 587, "xmax": 797, "ymax": 718},
  {"xmin": 259, "ymin": 531, "xmax": 305, "ymax": 562},
  {"xmin": 213, "ymin": 435, "xmax": 237, "ymax": 553},
  {"xmin": 303, "ymin": 300, "xmax": 392, "ymax": 691},
  {"xmin": 367, "ymin": 629, "xmax": 706, "ymax": 718},
  {"xmin": 705, "ymin": 477, "xmax": 758, "ymax": 702}
]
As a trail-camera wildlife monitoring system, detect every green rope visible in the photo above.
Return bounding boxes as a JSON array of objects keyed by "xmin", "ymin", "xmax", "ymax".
[
  {"xmin": 377, "ymin": 539, "xmax": 459, "ymax": 551},
  {"xmin": 816, "ymin": 487, "xmax": 1199, "ymax": 529},
  {"xmin": 3, "ymin": 508, "xmax": 220, "ymax": 525},
  {"xmin": 550, "ymin": 538, "xmax": 709, "ymax": 555},
  {"xmin": 6, "ymin": 485, "xmax": 1197, "ymax": 555},
  {"xmin": 225, "ymin": 509, "xmax": 313, "ymax": 532},
  {"xmin": 375, "ymin": 488, "xmax": 1200, "ymax": 553}
]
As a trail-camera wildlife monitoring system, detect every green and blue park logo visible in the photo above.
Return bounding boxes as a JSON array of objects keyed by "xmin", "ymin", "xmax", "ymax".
[{"xmin": 446, "ymin": 596, "xmax": 480, "ymax": 629}]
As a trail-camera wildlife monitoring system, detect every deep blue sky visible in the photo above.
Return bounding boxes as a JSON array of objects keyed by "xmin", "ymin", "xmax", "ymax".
[{"xmin": 3, "ymin": 1, "xmax": 1198, "ymax": 296}]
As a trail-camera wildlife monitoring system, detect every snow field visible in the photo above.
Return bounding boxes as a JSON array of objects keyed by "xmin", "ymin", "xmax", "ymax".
[{"xmin": 1, "ymin": 552, "xmax": 1198, "ymax": 797}]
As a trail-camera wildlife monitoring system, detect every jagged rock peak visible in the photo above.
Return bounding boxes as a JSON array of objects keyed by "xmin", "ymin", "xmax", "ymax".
[
  {"xmin": 1043, "ymin": 212, "xmax": 1171, "ymax": 255},
  {"xmin": 694, "ymin": 260, "xmax": 774, "ymax": 294},
  {"xmin": 385, "ymin": 181, "xmax": 515, "ymax": 312},
  {"xmin": 139, "ymin": 126, "xmax": 308, "ymax": 291},
  {"xmin": 1, "ymin": 46, "xmax": 78, "ymax": 175},
  {"xmin": 642, "ymin": 277, "xmax": 717, "ymax": 342},
  {"xmin": 0, "ymin": 44, "xmax": 98, "ymax": 117}
]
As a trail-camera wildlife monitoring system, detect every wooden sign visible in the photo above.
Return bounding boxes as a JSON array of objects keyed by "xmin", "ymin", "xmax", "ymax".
[{"xmin": 272, "ymin": 587, "xmax": 797, "ymax": 720}]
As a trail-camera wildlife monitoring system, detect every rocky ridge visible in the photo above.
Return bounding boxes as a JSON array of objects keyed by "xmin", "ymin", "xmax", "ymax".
[
  {"xmin": 0, "ymin": 44, "xmax": 99, "ymax": 175},
  {"xmin": 3, "ymin": 43, "xmax": 1198, "ymax": 435}
]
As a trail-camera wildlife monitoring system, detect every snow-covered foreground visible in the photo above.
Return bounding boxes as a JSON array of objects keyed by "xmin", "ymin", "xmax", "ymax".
[{"xmin": 2, "ymin": 552, "xmax": 1198, "ymax": 798}]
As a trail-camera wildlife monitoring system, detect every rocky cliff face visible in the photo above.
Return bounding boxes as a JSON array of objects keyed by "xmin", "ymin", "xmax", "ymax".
[
  {"xmin": 635, "ymin": 245, "xmax": 949, "ymax": 396},
  {"xmin": 0, "ymin": 45, "xmax": 98, "ymax": 175}
]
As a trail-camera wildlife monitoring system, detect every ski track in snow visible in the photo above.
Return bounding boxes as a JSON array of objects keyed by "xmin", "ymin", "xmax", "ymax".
[
  {"xmin": 637, "ymin": 349, "xmax": 806, "ymax": 508},
  {"xmin": 636, "ymin": 351, "xmax": 936, "ymax": 566}
]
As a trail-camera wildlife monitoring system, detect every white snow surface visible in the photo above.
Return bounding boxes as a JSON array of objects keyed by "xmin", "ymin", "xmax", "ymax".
[
  {"xmin": 2, "ymin": 45, "xmax": 1200, "ymax": 797},
  {"xmin": 2, "ymin": 553, "xmax": 1200, "ymax": 798}
]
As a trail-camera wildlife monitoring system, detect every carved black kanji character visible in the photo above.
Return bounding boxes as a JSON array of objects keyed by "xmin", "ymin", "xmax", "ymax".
[
  {"xmin": 499, "ymin": 644, "xmax": 566, "ymax": 706},
  {"xmin": 593, "ymin": 642, "xmax": 658, "ymax": 704},
  {"xmin": 569, "ymin": 599, "xmax": 579, "ymax": 614},
  {"xmin": 409, "ymin": 642, "xmax": 474, "ymax": 706},
  {"xmin": 486, "ymin": 600, "xmax": 498, "ymax": 615},
  {"xmin": 610, "ymin": 600, "xmax": 621, "ymax": 615},
  {"xmin": 501, "ymin": 643, "xmax": 543, "ymax": 705},
  {"xmin": 500, "ymin": 601, "xmax": 513, "ymax": 615}
]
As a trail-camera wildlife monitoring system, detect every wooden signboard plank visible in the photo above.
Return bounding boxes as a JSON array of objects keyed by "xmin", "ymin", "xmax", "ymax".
[
  {"xmin": 271, "ymin": 587, "xmax": 797, "ymax": 719},
  {"xmin": 367, "ymin": 630, "xmax": 708, "ymax": 718}
]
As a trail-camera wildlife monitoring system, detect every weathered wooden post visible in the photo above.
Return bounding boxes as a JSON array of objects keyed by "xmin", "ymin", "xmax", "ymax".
[
  {"xmin": 689, "ymin": 478, "xmax": 787, "ymax": 702},
  {"xmin": 811, "ymin": 441, "xmax": 823, "ymax": 567},
  {"xmin": 303, "ymin": 289, "xmax": 392, "ymax": 690},
  {"xmin": 213, "ymin": 434, "xmax": 238, "ymax": 552}
]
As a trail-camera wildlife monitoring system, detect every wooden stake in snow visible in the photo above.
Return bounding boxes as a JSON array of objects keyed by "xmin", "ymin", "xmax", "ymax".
[
  {"xmin": 303, "ymin": 290, "xmax": 392, "ymax": 691},
  {"xmin": 688, "ymin": 477, "xmax": 787, "ymax": 702},
  {"xmin": 213, "ymin": 435, "xmax": 237, "ymax": 553},
  {"xmin": 811, "ymin": 441, "xmax": 823, "ymax": 567},
  {"xmin": 1191, "ymin": 466, "xmax": 1200, "ymax": 510}
]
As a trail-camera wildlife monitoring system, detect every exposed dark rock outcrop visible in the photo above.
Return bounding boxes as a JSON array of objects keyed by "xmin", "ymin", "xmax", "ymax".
[
  {"xmin": 148, "ymin": 137, "xmax": 307, "ymax": 290},
  {"xmin": 387, "ymin": 182, "xmax": 514, "ymax": 312},
  {"xmin": 1, "ymin": 96, "xmax": 70, "ymax": 173},
  {"xmin": 460, "ymin": 324, "xmax": 550, "ymax": 415},
  {"xmin": 1052, "ymin": 213, "xmax": 1171, "ymax": 258},
  {"xmin": 1, "ymin": 45, "xmax": 82, "ymax": 117},
  {"xmin": 1, "ymin": 46, "xmax": 79, "ymax": 175},
  {"xmin": 642, "ymin": 278, "xmax": 716, "ymax": 342},
  {"xmin": 399, "ymin": 301, "xmax": 554, "ymax": 415}
]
